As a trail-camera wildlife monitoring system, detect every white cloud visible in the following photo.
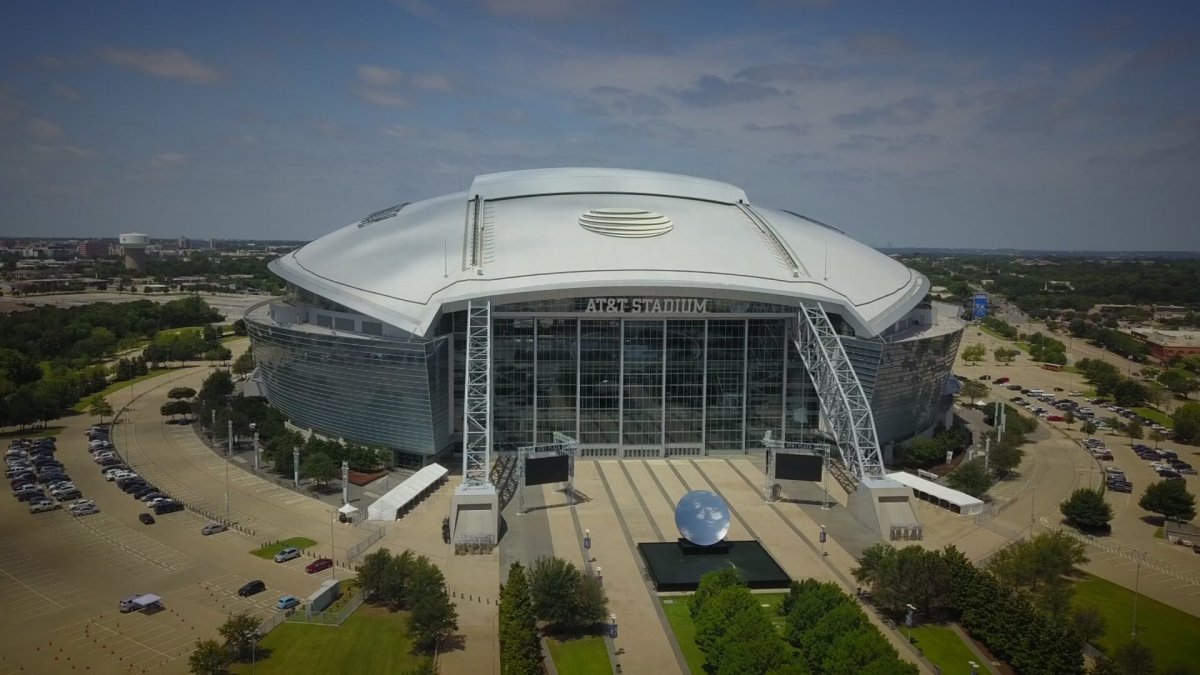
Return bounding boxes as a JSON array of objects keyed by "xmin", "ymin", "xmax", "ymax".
[
  {"xmin": 357, "ymin": 64, "xmax": 404, "ymax": 87},
  {"xmin": 52, "ymin": 84, "xmax": 83, "ymax": 101},
  {"xmin": 99, "ymin": 47, "xmax": 223, "ymax": 85},
  {"xmin": 150, "ymin": 152, "xmax": 188, "ymax": 167},
  {"xmin": 27, "ymin": 118, "xmax": 66, "ymax": 142},
  {"xmin": 355, "ymin": 87, "xmax": 410, "ymax": 108}
]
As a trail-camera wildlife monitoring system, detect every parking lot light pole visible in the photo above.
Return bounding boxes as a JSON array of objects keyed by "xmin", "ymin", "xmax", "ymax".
[
  {"xmin": 330, "ymin": 510, "xmax": 336, "ymax": 580},
  {"xmin": 225, "ymin": 419, "xmax": 232, "ymax": 522},
  {"xmin": 1132, "ymin": 551, "xmax": 1146, "ymax": 638}
]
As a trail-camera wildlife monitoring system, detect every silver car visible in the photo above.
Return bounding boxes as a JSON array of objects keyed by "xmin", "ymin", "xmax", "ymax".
[{"xmin": 201, "ymin": 523, "xmax": 227, "ymax": 536}]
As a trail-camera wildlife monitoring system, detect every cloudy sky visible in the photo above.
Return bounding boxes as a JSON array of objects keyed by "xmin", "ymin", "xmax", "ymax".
[{"xmin": 1, "ymin": 1, "xmax": 1198, "ymax": 250}]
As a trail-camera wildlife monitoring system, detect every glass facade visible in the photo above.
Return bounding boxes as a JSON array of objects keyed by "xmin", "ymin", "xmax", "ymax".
[
  {"xmin": 247, "ymin": 293, "xmax": 962, "ymax": 464},
  {"xmin": 246, "ymin": 305, "xmax": 452, "ymax": 467}
]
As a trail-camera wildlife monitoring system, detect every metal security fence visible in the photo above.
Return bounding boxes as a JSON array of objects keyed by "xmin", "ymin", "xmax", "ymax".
[
  {"xmin": 285, "ymin": 592, "xmax": 365, "ymax": 626},
  {"xmin": 345, "ymin": 523, "xmax": 384, "ymax": 562}
]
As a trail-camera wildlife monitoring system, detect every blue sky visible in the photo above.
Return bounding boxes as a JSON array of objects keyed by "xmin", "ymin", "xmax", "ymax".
[{"xmin": 1, "ymin": 0, "xmax": 1197, "ymax": 250}]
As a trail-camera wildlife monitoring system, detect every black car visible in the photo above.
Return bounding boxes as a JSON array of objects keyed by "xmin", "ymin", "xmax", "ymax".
[
  {"xmin": 237, "ymin": 580, "xmax": 266, "ymax": 597},
  {"xmin": 138, "ymin": 513, "xmax": 156, "ymax": 525},
  {"xmin": 132, "ymin": 486, "xmax": 158, "ymax": 499},
  {"xmin": 17, "ymin": 490, "xmax": 47, "ymax": 502},
  {"xmin": 118, "ymin": 479, "xmax": 148, "ymax": 492},
  {"xmin": 154, "ymin": 501, "xmax": 184, "ymax": 515},
  {"xmin": 1107, "ymin": 482, "xmax": 1133, "ymax": 493}
]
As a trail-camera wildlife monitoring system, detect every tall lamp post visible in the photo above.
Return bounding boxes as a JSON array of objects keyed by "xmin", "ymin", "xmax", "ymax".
[
  {"xmin": 904, "ymin": 603, "xmax": 916, "ymax": 644},
  {"xmin": 1132, "ymin": 551, "xmax": 1147, "ymax": 638},
  {"xmin": 225, "ymin": 418, "xmax": 232, "ymax": 522}
]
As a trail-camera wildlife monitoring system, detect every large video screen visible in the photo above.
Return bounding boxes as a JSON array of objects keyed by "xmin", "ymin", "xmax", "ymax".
[
  {"xmin": 525, "ymin": 455, "xmax": 570, "ymax": 486},
  {"xmin": 775, "ymin": 453, "xmax": 823, "ymax": 482}
]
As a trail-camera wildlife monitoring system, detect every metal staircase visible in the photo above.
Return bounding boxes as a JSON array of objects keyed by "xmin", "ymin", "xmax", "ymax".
[{"xmin": 793, "ymin": 303, "xmax": 885, "ymax": 482}]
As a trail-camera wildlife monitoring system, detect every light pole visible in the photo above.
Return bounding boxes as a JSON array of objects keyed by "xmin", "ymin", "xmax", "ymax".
[
  {"xmin": 821, "ymin": 447, "xmax": 831, "ymax": 510},
  {"xmin": 330, "ymin": 509, "xmax": 337, "ymax": 580},
  {"xmin": 904, "ymin": 603, "xmax": 916, "ymax": 643},
  {"xmin": 969, "ymin": 660, "xmax": 979, "ymax": 675},
  {"xmin": 1132, "ymin": 551, "xmax": 1146, "ymax": 638},
  {"xmin": 819, "ymin": 524, "xmax": 827, "ymax": 557},
  {"xmin": 250, "ymin": 424, "xmax": 258, "ymax": 471},
  {"xmin": 225, "ymin": 418, "xmax": 232, "ymax": 522}
]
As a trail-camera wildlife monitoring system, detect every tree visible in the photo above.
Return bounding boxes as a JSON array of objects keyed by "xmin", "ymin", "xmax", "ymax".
[
  {"xmin": 1070, "ymin": 604, "xmax": 1106, "ymax": 645},
  {"xmin": 1112, "ymin": 640, "xmax": 1155, "ymax": 675},
  {"xmin": 357, "ymin": 548, "xmax": 394, "ymax": 600},
  {"xmin": 898, "ymin": 437, "xmax": 947, "ymax": 469},
  {"xmin": 962, "ymin": 344, "xmax": 987, "ymax": 363},
  {"xmin": 1126, "ymin": 418, "xmax": 1143, "ymax": 446},
  {"xmin": 499, "ymin": 563, "xmax": 542, "ymax": 675},
  {"xmin": 1159, "ymin": 368, "xmax": 1199, "ymax": 399},
  {"xmin": 1064, "ymin": 409, "xmax": 1076, "ymax": 428},
  {"xmin": 168, "ymin": 386, "xmax": 197, "ymax": 400},
  {"xmin": 994, "ymin": 346, "xmax": 1019, "ymax": 364},
  {"xmin": 1149, "ymin": 428, "xmax": 1165, "ymax": 449},
  {"xmin": 232, "ymin": 351, "xmax": 255, "ymax": 375},
  {"xmin": 217, "ymin": 611, "xmax": 261, "ymax": 662},
  {"xmin": 988, "ymin": 441, "xmax": 1024, "ymax": 478},
  {"xmin": 409, "ymin": 576, "xmax": 458, "ymax": 652},
  {"xmin": 1173, "ymin": 402, "xmax": 1200, "ymax": 444},
  {"xmin": 946, "ymin": 457, "xmax": 992, "ymax": 497},
  {"xmin": 232, "ymin": 319, "xmax": 247, "ymax": 336},
  {"xmin": 1139, "ymin": 480, "xmax": 1197, "ymax": 522},
  {"xmin": 1060, "ymin": 488, "xmax": 1113, "ymax": 531},
  {"xmin": 852, "ymin": 544, "xmax": 950, "ymax": 615},
  {"xmin": 960, "ymin": 379, "xmax": 989, "ymax": 401},
  {"xmin": 188, "ymin": 638, "xmax": 230, "ymax": 675},
  {"xmin": 86, "ymin": 394, "xmax": 114, "ymax": 425},
  {"xmin": 198, "ymin": 370, "xmax": 234, "ymax": 411},
  {"xmin": 302, "ymin": 451, "xmax": 338, "ymax": 488},
  {"xmin": 1082, "ymin": 419, "xmax": 1098, "ymax": 438},
  {"xmin": 1113, "ymin": 379, "xmax": 1149, "ymax": 407}
]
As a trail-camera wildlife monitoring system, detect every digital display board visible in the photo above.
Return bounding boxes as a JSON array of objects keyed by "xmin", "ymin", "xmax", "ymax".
[
  {"xmin": 972, "ymin": 293, "xmax": 989, "ymax": 320},
  {"xmin": 775, "ymin": 453, "xmax": 823, "ymax": 481},
  {"xmin": 525, "ymin": 455, "xmax": 570, "ymax": 486}
]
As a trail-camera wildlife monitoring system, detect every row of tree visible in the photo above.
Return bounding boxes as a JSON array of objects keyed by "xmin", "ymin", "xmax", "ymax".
[
  {"xmin": 943, "ymin": 403, "xmax": 1035, "ymax": 497},
  {"xmin": 496, "ymin": 557, "xmax": 609, "ymax": 674},
  {"xmin": 355, "ymin": 548, "xmax": 458, "ymax": 652},
  {"xmin": 690, "ymin": 569, "xmax": 917, "ymax": 674},
  {"xmin": 143, "ymin": 324, "xmax": 231, "ymax": 365},
  {"xmin": 1076, "ymin": 358, "xmax": 1153, "ymax": 408},
  {"xmin": 896, "ymin": 424, "xmax": 972, "ymax": 470},
  {"xmin": 854, "ymin": 537, "xmax": 1087, "ymax": 674}
]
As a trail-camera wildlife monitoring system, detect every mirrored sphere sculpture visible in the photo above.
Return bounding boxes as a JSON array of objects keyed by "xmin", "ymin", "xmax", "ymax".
[{"xmin": 674, "ymin": 490, "xmax": 731, "ymax": 546}]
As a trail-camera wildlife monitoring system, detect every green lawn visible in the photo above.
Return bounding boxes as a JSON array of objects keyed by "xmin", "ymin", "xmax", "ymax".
[
  {"xmin": 1134, "ymin": 407, "xmax": 1174, "ymax": 429},
  {"xmin": 661, "ymin": 593, "xmax": 788, "ymax": 674},
  {"xmin": 232, "ymin": 605, "xmax": 429, "ymax": 674},
  {"xmin": 546, "ymin": 636, "xmax": 611, "ymax": 675},
  {"xmin": 0, "ymin": 425, "xmax": 65, "ymax": 440},
  {"xmin": 73, "ymin": 368, "xmax": 177, "ymax": 412},
  {"xmin": 251, "ymin": 537, "xmax": 319, "ymax": 559},
  {"xmin": 909, "ymin": 625, "xmax": 980, "ymax": 674},
  {"xmin": 1073, "ymin": 574, "xmax": 1200, "ymax": 673}
]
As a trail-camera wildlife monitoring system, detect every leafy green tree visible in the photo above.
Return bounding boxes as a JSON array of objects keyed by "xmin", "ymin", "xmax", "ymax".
[
  {"xmin": 86, "ymin": 394, "xmax": 114, "ymax": 425},
  {"xmin": 960, "ymin": 379, "xmax": 989, "ymax": 400},
  {"xmin": 1149, "ymin": 428, "xmax": 1165, "ymax": 449},
  {"xmin": 898, "ymin": 437, "xmax": 946, "ymax": 469},
  {"xmin": 1138, "ymin": 480, "xmax": 1197, "ymax": 522},
  {"xmin": 1173, "ymin": 402, "xmax": 1200, "ymax": 444},
  {"xmin": 1126, "ymin": 418, "xmax": 1143, "ymax": 446},
  {"xmin": 232, "ymin": 351, "xmax": 255, "ymax": 375},
  {"xmin": 357, "ymin": 548, "xmax": 394, "ymax": 600},
  {"xmin": 946, "ymin": 457, "xmax": 992, "ymax": 497},
  {"xmin": 1064, "ymin": 409, "xmax": 1076, "ymax": 428},
  {"xmin": 1111, "ymin": 639, "xmax": 1155, "ymax": 675},
  {"xmin": 188, "ymin": 638, "xmax": 230, "ymax": 675},
  {"xmin": 988, "ymin": 441, "xmax": 1024, "ymax": 478},
  {"xmin": 499, "ymin": 563, "xmax": 542, "ymax": 675},
  {"xmin": 1114, "ymin": 379, "xmax": 1149, "ymax": 407},
  {"xmin": 1082, "ymin": 419, "xmax": 1098, "ymax": 438},
  {"xmin": 691, "ymin": 568, "xmax": 745, "ymax": 621},
  {"xmin": 793, "ymin": 603, "xmax": 869, "ymax": 672},
  {"xmin": 216, "ymin": 611, "xmax": 261, "ymax": 662},
  {"xmin": 232, "ymin": 319, "xmax": 247, "ymax": 336},
  {"xmin": 852, "ymin": 544, "xmax": 951, "ymax": 615},
  {"xmin": 1159, "ymin": 368, "xmax": 1198, "ymax": 399},
  {"xmin": 986, "ymin": 531, "xmax": 1087, "ymax": 597},
  {"xmin": 527, "ymin": 556, "xmax": 607, "ymax": 632},
  {"xmin": 408, "ymin": 572, "xmax": 458, "ymax": 653},
  {"xmin": 380, "ymin": 550, "xmax": 416, "ymax": 608},
  {"xmin": 1069, "ymin": 604, "xmax": 1106, "ymax": 645},
  {"xmin": 168, "ymin": 386, "xmax": 197, "ymax": 400},
  {"xmin": 1060, "ymin": 488, "xmax": 1113, "ymax": 531},
  {"xmin": 198, "ymin": 369, "xmax": 234, "ymax": 411},
  {"xmin": 302, "ymin": 451, "xmax": 338, "ymax": 488},
  {"xmin": 962, "ymin": 344, "xmax": 987, "ymax": 363}
]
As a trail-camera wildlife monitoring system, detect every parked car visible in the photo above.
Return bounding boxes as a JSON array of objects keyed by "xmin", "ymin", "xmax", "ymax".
[
  {"xmin": 237, "ymin": 580, "xmax": 266, "ymax": 597},
  {"xmin": 276, "ymin": 595, "xmax": 300, "ymax": 610},
  {"xmin": 70, "ymin": 503, "xmax": 99, "ymax": 516},
  {"xmin": 138, "ymin": 513, "xmax": 156, "ymax": 525},
  {"xmin": 274, "ymin": 547, "xmax": 301, "ymax": 563},
  {"xmin": 201, "ymin": 523, "xmax": 227, "ymax": 536},
  {"xmin": 154, "ymin": 501, "xmax": 184, "ymax": 515},
  {"xmin": 29, "ymin": 499, "xmax": 59, "ymax": 513},
  {"xmin": 1107, "ymin": 482, "xmax": 1133, "ymax": 493},
  {"xmin": 994, "ymin": 377, "xmax": 1010, "ymax": 384},
  {"xmin": 305, "ymin": 558, "xmax": 334, "ymax": 574}
]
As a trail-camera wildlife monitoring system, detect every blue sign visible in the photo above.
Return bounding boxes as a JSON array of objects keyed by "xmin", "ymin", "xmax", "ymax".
[
  {"xmin": 583, "ymin": 536, "xmax": 591, "ymax": 550},
  {"xmin": 819, "ymin": 530, "xmax": 827, "ymax": 544},
  {"xmin": 972, "ymin": 293, "xmax": 989, "ymax": 320}
]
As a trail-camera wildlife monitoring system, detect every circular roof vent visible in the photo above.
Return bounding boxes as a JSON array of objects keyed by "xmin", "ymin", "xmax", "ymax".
[{"xmin": 579, "ymin": 208, "xmax": 673, "ymax": 238}]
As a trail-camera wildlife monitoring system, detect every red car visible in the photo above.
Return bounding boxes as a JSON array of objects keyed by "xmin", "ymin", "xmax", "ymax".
[
  {"xmin": 994, "ymin": 377, "xmax": 1010, "ymax": 384},
  {"xmin": 1046, "ymin": 415, "xmax": 1064, "ymax": 422},
  {"xmin": 305, "ymin": 558, "xmax": 334, "ymax": 574}
]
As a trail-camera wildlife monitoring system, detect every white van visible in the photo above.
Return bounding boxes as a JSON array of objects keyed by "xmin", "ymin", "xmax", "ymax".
[
  {"xmin": 1028, "ymin": 389, "xmax": 1045, "ymax": 396},
  {"xmin": 1104, "ymin": 467, "xmax": 1124, "ymax": 477}
]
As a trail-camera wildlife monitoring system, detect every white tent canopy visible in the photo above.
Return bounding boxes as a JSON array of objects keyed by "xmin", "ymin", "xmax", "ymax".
[
  {"xmin": 338, "ymin": 503, "xmax": 359, "ymax": 514},
  {"xmin": 367, "ymin": 464, "xmax": 449, "ymax": 521},
  {"xmin": 886, "ymin": 471, "xmax": 985, "ymax": 516}
]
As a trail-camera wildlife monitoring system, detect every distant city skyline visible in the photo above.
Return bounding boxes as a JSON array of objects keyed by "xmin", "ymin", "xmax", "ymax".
[{"xmin": 1, "ymin": 1, "xmax": 1198, "ymax": 251}]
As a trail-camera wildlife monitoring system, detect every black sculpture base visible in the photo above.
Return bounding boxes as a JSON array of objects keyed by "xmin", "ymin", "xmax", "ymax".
[{"xmin": 639, "ymin": 540, "xmax": 790, "ymax": 592}]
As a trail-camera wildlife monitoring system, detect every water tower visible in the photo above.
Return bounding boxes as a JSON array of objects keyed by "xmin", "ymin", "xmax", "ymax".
[{"xmin": 119, "ymin": 233, "xmax": 149, "ymax": 272}]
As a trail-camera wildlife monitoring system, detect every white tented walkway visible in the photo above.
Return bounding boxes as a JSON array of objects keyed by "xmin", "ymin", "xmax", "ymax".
[
  {"xmin": 367, "ymin": 463, "xmax": 449, "ymax": 521},
  {"xmin": 886, "ymin": 471, "xmax": 985, "ymax": 516}
]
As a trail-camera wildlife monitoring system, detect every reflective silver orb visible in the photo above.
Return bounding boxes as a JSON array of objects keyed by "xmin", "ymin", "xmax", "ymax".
[{"xmin": 675, "ymin": 490, "xmax": 731, "ymax": 546}]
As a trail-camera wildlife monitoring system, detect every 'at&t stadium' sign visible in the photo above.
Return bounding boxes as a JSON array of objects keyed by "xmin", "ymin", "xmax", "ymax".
[{"xmin": 584, "ymin": 298, "xmax": 709, "ymax": 314}]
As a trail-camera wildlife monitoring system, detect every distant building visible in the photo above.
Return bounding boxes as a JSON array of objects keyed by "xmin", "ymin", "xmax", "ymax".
[
  {"xmin": 178, "ymin": 236, "xmax": 190, "ymax": 250},
  {"xmin": 77, "ymin": 240, "xmax": 111, "ymax": 258},
  {"xmin": 1128, "ymin": 329, "xmax": 1200, "ymax": 360},
  {"xmin": 119, "ymin": 233, "xmax": 149, "ymax": 272}
]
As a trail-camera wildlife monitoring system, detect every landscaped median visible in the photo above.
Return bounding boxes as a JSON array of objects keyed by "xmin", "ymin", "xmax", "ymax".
[
  {"xmin": 908, "ymin": 625, "xmax": 982, "ymax": 674},
  {"xmin": 251, "ymin": 537, "xmax": 318, "ymax": 559}
]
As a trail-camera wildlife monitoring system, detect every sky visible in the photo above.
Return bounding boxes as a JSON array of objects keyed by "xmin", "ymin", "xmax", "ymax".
[{"xmin": 1, "ymin": 1, "xmax": 1198, "ymax": 251}]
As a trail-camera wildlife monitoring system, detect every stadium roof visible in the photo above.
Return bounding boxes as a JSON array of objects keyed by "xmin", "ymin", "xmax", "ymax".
[{"xmin": 273, "ymin": 168, "xmax": 928, "ymax": 338}]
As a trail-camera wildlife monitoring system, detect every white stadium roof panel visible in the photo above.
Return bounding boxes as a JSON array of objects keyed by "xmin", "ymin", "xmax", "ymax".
[{"xmin": 273, "ymin": 168, "xmax": 927, "ymax": 338}]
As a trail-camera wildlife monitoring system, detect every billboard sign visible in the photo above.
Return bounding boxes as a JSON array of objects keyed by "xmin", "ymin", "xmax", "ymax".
[{"xmin": 972, "ymin": 293, "xmax": 988, "ymax": 320}]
